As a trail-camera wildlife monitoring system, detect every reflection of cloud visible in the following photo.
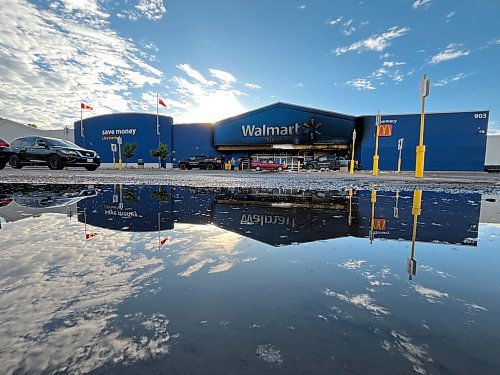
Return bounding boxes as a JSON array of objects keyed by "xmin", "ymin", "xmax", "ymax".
[
  {"xmin": 323, "ymin": 288, "xmax": 390, "ymax": 316},
  {"xmin": 412, "ymin": 284, "xmax": 448, "ymax": 303},
  {"xmin": 383, "ymin": 330, "xmax": 433, "ymax": 374},
  {"xmin": 169, "ymin": 224, "xmax": 246, "ymax": 277},
  {"xmin": 256, "ymin": 344, "xmax": 283, "ymax": 364},
  {"xmin": 338, "ymin": 259, "xmax": 365, "ymax": 269},
  {"xmin": 0, "ymin": 214, "xmax": 169, "ymax": 374}
]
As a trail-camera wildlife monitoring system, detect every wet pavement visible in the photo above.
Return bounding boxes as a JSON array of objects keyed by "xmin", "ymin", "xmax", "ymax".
[{"xmin": 1, "ymin": 183, "xmax": 499, "ymax": 374}]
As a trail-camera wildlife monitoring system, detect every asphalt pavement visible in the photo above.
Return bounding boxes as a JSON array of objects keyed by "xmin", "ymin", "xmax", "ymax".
[{"xmin": 1, "ymin": 167, "xmax": 500, "ymax": 193}]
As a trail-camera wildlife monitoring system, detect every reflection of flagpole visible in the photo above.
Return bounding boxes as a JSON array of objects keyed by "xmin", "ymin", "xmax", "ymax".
[
  {"xmin": 348, "ymin": 188, "xmax": 353, "ymax": 226},
  {"xmin": 157, "ymin": 93, "xmax": 161, "ymax": 168},
  {"xmin": 84, "ymin": 207, "xmax": 87, "ymax": 240},
  {"xmin": 369, "ymin": 189, "xmax": 377, "ymax": 244},
  {"xmin": 80, "ymin": 100, "xmax": 83, "ymax": 138},
  {"xmin": 158, "ymin": 211, "xmax": 161, "ymax": 251}
]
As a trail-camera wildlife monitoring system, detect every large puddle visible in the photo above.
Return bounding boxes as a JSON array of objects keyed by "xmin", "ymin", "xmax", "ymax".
[{"xmin": 1, "ymin": 184, "xmax": 499, "ymax": 374}]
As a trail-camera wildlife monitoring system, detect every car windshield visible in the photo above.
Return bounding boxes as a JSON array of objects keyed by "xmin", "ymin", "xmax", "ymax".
[{"xmin": 45, "ymin": 139, "xmax": 81, "ymax": 148}]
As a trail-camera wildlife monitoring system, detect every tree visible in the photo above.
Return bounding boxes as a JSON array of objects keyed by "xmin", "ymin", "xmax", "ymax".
[
  {"xmin": 123, "ymin": 143, "xmax": 137, "ymax": 168},
  {"xmin": 27, "ymin": 123, "xmax": 38, "ymax": 128},
  {"xmin": 151, "ymin": 143, "xmax": 168, "ymax": 168}
]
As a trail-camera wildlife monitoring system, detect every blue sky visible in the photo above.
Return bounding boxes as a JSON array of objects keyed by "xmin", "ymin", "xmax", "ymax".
[{"xmin": 0, "ymin": 0, "xmax": 499, "ymax": 132}]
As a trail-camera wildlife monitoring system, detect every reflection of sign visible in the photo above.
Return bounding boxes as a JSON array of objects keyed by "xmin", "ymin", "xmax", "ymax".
[
  {"xmin": 240, "ymin": 213, "xmax": 296, "ymax": 228},
  {"xmin": 407, "ymin": 258, "xmax": 417, "ymax": 277},
  {"xmin": 379, "ymin": 124, "xmax": 392, "ymax": 137},
  {"xmin": 104, "ymin": 209, "xmax": 138, "ymax": 218},
  {"xmin": 112, "ymin": 194, "xmax": 119, "ymax": 203},
  {"xmin": 111, "ymin": 144, "xmax": 117, "ymax": 152},
  {"xmin": 373, "ymin": 218, "xmax": 387, "ymax": 231}
]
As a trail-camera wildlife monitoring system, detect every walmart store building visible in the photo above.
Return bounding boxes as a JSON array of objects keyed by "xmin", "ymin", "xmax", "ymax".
[{"xmin": 74, "ymin": 102, "xmax": 490, "ymax": 171}]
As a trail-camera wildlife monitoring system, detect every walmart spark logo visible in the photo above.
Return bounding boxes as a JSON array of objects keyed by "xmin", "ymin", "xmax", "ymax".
[{"xmin": 302, "ymin": 118, "xmax": 322, "ymax": 140}]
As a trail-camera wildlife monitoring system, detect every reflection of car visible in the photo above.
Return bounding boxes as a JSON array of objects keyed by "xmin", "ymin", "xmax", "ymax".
[
  {"xmin": 251, "ymin": 159, "xmax": 288, "ymax": 171},
  {"xmin": 178, "ymin": 155, "xmax": 221, "ymax": 170},
  {"xmin": 0, "ymin": 138, "xmax": 11, "ymax": 170},
  {"xmin": 9, "ymin": 136, "xmax": 100, "ymax": 171},
  {"xmin": 12, "ymin": 188, "xmax": 99, "ymax": 208}
]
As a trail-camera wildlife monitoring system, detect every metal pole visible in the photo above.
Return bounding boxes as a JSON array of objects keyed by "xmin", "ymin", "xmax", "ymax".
[
  {"xmin": 372, "ymin": 111, "xmax": 381, "ymax": 176},
  {"xmin": 415, "ymin": 74, "xmax": 429, "ymax": 178},
  {"xmin": 397, "ymin": 147, "xmax": 402, "ymax": 173},
  {"xmin": 369, "ymin": 189, "xmax": 376, "ymax": 243},
  {"xmin": 348, "ymin": 188, "xmax": 353, "ymax": 225},
  {"xmin": 118, "ymin": 137, "xmax": 122, "ymax": 171},
  {"xmin": 350, "ymin": 129, "xmax": 356, "ymax": 175}
]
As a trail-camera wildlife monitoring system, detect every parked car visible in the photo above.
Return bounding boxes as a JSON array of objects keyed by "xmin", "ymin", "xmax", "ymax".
[
  {"xmin": 251, "ymin": 159, "xmax": 288, "ymax": 172},
  {"xmin": 304, "ymin": 155, "xmax": 360, "ymax": 171},
  {"xmin": 178, "ymin": 155, "xmax": 222, "ymax": 170},
  {"xmin": 8, "ymin": 136, "xmax": 100, "ymax": 171},
  {"xmin": 0, "ymin": 138, "xmax": 11, "ymax": 170}
]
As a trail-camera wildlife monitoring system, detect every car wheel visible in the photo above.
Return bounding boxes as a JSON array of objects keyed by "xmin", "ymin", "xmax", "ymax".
[
  {"xmin": 277, "ymin": 166, "xmax": 283, "ymax": 172},
  {"xmin": 9, "ymin": 154, "xmax": 23, "ymax": 169},
  {"xmin": 187, "ymin": 165, "xmax": 192, "ymax": 170},
  {"xmin": 85, "ymin": 165, "xmax": 98, "ymax": 171},
  {"xmin": 207, "ymin": 164, "xmax": 214, "ymax": 170},
  {"xmin": 255, "ymin": 166, "xmax": 261, "ymax": 171},
  {"xmin": 179, "ymin": 164, "xmax": 187, "ymax": 170},
  {"xmin": 306, "ymin": 164, "xmax": 314, "ymax": 170},
  {"xmin": 48, "ymin": 154, "xmax": 64, "ymax": 170}
]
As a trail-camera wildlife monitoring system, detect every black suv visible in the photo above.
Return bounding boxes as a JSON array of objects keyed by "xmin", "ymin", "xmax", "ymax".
[
  {"xmin": 178, "ymin": 155, "xmax": 221, "ymax": 170},
  {"xmin": 0, "ymin": 138, "xmax": 11, "ymax": 170},
  {"xmin": 9, "ymin": 136, "xmax": 100, "ymax": 171}
]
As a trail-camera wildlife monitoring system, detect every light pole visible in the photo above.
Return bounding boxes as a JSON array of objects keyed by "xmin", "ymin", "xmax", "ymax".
[
  {"xmin": 350, "ymin": 129, "xmax": 357, "ymax": 175},
  {"xmin": 415, "ymin": 74, "xmax": 430, "ymax": 178},
  {"xmin": 369, "ymin": 189, "xmax": 377, "ymax": 243},
  {"xmin": 118, "ymin": 137, "xmax": 123, "ymax": 171},
  {"xmin": 372, "ymin": 111, "xmax": 381, "ymax": 176},
  {"xmin": 408, "ymin": 189, "xmax": 422, "ymax": 279}
]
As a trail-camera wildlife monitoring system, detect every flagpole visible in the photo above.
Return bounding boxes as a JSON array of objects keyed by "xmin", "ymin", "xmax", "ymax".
[
  {"xmin": 80, "ymin": 100, "xmax": 83, "ymax": 138},
  {"xmin": 84, "ymin": 207, "xmax": 87, "ymax": 241},
  {"xmin": 158, "ymin": 211, "xmax": 161, "ymax": 251},
  {"xmin": 157, "ymin": 93, "xmax": 161, "ymax": 168}
]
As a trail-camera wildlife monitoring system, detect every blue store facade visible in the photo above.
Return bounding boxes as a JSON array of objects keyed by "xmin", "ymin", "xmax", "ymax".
[{"xmin": 74, "ymin": 102, "xmax": 489, "ymax": 171}]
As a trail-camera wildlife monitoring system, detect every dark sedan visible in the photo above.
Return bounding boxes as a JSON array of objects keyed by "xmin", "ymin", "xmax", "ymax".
[
  {"xmin": 9, "ymin": 136, "xmax": 100, "ymax": 171},
  {"xmin": 0, "ymin": 138, "xmax": 11, "ymax": 170}
]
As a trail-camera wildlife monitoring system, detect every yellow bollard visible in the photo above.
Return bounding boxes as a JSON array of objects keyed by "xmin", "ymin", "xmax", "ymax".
[
  {"xmin": 415, "ymin": 145, "xmax": 425, "ymax": 178},
  {"xmin": 372, "ymin": 155, "xmax": 379, "ymax": 176},
  {"xmin": 297, "ymin": 160, "xmax": 301, "ymax": 172}
]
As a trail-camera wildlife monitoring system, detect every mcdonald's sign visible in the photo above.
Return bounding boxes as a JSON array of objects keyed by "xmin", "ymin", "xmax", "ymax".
[
  {"xmin": 373, "ymin": 218, "xmax": 387, "ymax": 231},
  {"xmin": 378, "ymin": 124, "xmax": 392, "ymax": 137}
]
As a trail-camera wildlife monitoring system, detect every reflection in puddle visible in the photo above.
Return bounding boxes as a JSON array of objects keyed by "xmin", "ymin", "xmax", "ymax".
[{"xmin": 0, "ymin": 184, "xmax": 499, "ymax": 374}]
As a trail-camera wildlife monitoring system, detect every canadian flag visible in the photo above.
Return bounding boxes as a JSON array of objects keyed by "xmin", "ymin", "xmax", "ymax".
[
  {"xmin": 158, "ymin": 98, "xmax": 167, "ymax": 108},
  {"xmin": 86, "ymin": 232, "xmax": 97, "ymax": 240},
  {"xmin": 81, "ymin": 102, "xmax": 93, "ymax": 110},
  {"xmin": 160, "ymin": 237, "xmax": 169, "ymax": 246}
]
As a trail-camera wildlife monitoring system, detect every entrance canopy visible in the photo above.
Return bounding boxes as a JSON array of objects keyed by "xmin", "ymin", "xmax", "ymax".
[{"xmin": 214, "ymin": 102, "xmax": 356, "ymax": 147}]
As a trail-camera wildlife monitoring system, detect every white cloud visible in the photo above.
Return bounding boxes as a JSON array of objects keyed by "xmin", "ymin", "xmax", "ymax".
[
  {"xmin": 294, "ymin": 82, "xmax": 304, "ymax": 87},
  {"xmin": 446, "ymin": 11, "xmax": 456, "ymax": 21},
  {"xmin": 430, "ymin": 44, "xmax": 470, "ymax": 64},
  {"xmin": 0, "ymin": 0, "xmax": 163, "ymax": 129},
  {"xmin": 382, "ymin": 61, "xmax": 406, "ymax": 67},
  {"xmin": 168, "ymin": 65, "xmax": 247, "ymax": 123},
  {"xmin": 327, "ymin": 16, "xmax": 342, "ymax": 25},
  {"xmin": 298, "ymin": 5, "xmax": 306, "ymax": 10},
  {"xmin": 412, "ymin": 284, "xmax": 448, "ymax": 303},
  {"xmin": 413, "ymin": 0, "xmax": 432, "ymax": 9},
  {"xmin": 341, "ymin": 18, "xmax": 356, "ymax": 35},
  {"xmin": 334, "ymin": 26, "xmax": 410, "ymax": 55},
  {"xmin": 323, "ymin": 289, "xmax": 390, "ymax": 316},
  {"xmin": 209, "ymin": 68, "xmax": 237, "ymax": 84},
  {"xmin": 489, "ymin": 38, "xmax": 500, "ymax": 45},
  {"xmin": 135, "ymin": 0, "xmax": 166, "ymax": 20},
  {"xmin": 176, "ymin": 64, "xmax": 214, "ymax": 85},
  {"xmin": 433, "ymin": 72, "xmax": 468, "ymax": 87},
  {"xmin": 244, "ymin": 83, "xmax": 261, "ymax": 89},
  {"xmin": 346, "ymin": 78, "xmax": 375, "ymax": 90}
]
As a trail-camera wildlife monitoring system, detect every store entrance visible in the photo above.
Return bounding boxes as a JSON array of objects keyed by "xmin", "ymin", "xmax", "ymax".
[{"xmin": 250, "ymin": 151, "xmax": 314, "ymax": 171}]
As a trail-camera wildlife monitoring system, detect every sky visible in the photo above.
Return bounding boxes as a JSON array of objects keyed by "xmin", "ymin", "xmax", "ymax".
[{"xmin": 0, "ymin": 0, "xmax": 499, "ymax": 133}]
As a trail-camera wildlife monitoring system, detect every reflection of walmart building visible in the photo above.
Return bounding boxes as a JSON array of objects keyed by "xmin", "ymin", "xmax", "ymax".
[
  {"xmin": 77, "ymin": 186, "xmax": 481, "ymax": 247},
  {"xmin": 74, "ymin": 102, "xmax": 490, "ymax": 171}
]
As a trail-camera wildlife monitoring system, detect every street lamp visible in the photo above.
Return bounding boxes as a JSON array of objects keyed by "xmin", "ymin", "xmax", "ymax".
[
  {"xmin": 350, "ymin": 129, "xmax": 357, "ymax": 175},
  {"xmin": 415, "ymin": 74, "xmax": 430, "ymax": 178}
]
